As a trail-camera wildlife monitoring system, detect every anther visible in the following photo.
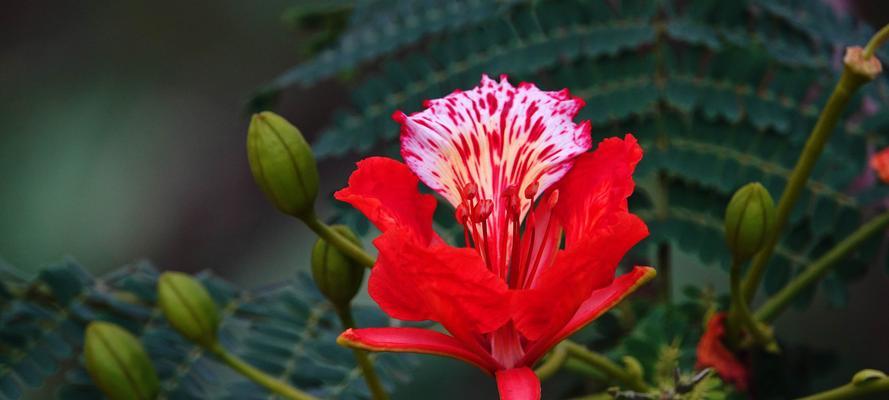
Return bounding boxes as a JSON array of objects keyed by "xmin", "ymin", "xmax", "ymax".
[
  {"xmin": 502, "ymin": 185, "xmax": 517, "ymax": 197},
  {"xmin": 455, "ymin": 203, "xmax": 469, "ymax": 223},
  {"xmin": 524, "ymin": 181, "xmax": 539, "ymax": 200},
  {"xmin": 463, "ymin": 183, "xmax": 478, "ymax": 200},
  {"xmin": 472, "ymin": 199, "xmax": 494, "ymax": 222},
  {"xmin": 548, "ymin": 189, "xmax": 560, "ymax": 208}
]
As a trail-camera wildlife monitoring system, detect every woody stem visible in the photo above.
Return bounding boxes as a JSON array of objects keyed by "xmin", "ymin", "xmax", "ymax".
[{"xmin": 302, "ymin": 212, "xmax": 376, "ymax": 269}]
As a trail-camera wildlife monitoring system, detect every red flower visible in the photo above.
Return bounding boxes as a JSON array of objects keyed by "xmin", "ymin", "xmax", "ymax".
[
  {"xmin": 695, "ymin": 313, "xmax": 749, "ymax": 391},
  {"xmin": 335, "ymin": 75, "xmax": 655, "ymax": 399},
  {"xmin": 870, "ymin": 147, "xmax": 889, "ymax": 184}
]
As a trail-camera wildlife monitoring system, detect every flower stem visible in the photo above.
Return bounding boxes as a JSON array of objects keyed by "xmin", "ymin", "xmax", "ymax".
[
  {"xmin": 207, "ymin": 342, "xmax": 318, "ymax": 400},
  {"xmin": 534, "ymin": 343, "xmax": 569, "ymax": 380},
  {"xmin": 864, "ymin": 24, "xmax": 889, "ymax": 59},
  {"xmin": 335, "ymin": 307, "xmax": 389, "ymax": 400},
  {"xmin": 728, "ymin": 258, "xmax": 777, "ymax": 352},
  {"xmin": 797, "ymin": 371, "xmax": 889, "ymax": 400},
  {"xmin": 755, "ymin": 210, "xmax": 889, "ymax": 323},
  {"xmin": 301, "ymin": 212, "xmax": 376, "ymax": 269},
  {"xmin": 740, "ymin": 65, "xmax": 869, "ymax": 304},
  {"xmin": 562, "ymin": 340, "xmax": 650, "ymax": 392}
]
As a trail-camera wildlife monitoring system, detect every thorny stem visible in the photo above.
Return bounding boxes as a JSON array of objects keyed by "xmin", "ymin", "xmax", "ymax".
[
  {"xmin": 562, "ymin": 340, "xmax": 651, "ymax": 392},
  {"xmin": 335, "ymin": 307, "xmax": 389, "ymax": 400},
  {"xmin": 797, "ymin": 371, "xmax": 889, "ymax": 400},
  {"xmin": 302, "ymin": 211, "xmax": 376, "ymax": 269},
  {"xmin": 208, "ymin": 342, "xmax": 318, "ymax": 400},
  {"xmin": 740, "ymin": 63, "xmax": 871, "ymax": 304},
  {"xmin": 756, "ymin": 210, "xmax": 889, "ymax": 322}
]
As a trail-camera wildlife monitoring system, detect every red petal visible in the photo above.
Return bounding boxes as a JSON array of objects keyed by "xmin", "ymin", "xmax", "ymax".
[
  {"xmin": 554, "ymin": 134, "xmax": 643, "ymax": 248},
  {"xmin": 520, "ymin": 266, "xmax": 656, "ymax": 365},
  {"xmin": 695, "ymin": 313, "xmax": 749, "ymax": 391},
  {"xmin": 512, "ymin": 212, "xmax": 648, "ymax": 341},
  {"xmin": 334, "ymin": 157, "xmax": 441, "ymax": 245},
  {"xmin": 869, "ymin": 147, "xmax": 889, "ymax": 184},
  {"xmin": 495, "ymin": 367, "xmax": 541, "ymax": 400},
  {"xmin": 369, "ymin": 228, "xmax": 511, "ymax": 336},
  {"xmin": 338, "ymin": 327, "xmax": 501, "ymax": 372}
]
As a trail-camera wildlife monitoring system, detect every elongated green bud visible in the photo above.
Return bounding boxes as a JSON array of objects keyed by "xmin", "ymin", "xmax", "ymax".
[
  {"xmin": 84, "ymin": 321, "xmax": 159, "ymax": 400},
  {"xmin": 158, "ymin": 272, "xmax": 220, "ymax": 347},
  {"xmin": 725, "ymin": 183, "xmax": 777, "ymax": 261},
  {"xmin": 311, "ymin": 225, "xmax": 365, "ymax": 308},
  {"xmin": 247, "ymin": 111, "xmax": 319, "ymax": 218}
]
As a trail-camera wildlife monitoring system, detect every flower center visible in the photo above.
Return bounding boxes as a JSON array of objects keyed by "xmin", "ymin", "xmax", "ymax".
[{"xmin": 455, "ymin": 181, "xmax": 560, "ymax": 290}]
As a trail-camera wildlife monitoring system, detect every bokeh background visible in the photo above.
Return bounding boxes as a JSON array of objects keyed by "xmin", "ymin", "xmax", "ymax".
[{"xmin": 2, "ymin": 1, "xmax": 888, "ymax": 398}]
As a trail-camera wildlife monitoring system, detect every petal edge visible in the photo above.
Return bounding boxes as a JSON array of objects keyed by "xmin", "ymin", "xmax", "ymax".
[{"xmin": 338, "ymin": 327, "xmax": 501, "ymax": 373}]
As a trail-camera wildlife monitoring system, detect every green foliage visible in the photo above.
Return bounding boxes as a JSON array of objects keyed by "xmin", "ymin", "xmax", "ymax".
[
  {"xmin": 0, "ymin": 260, "xmax": 412, "ymax": 400},
  {"xmin": 265, "ymin": 0, "xmax": 889, "ymax": 313}
]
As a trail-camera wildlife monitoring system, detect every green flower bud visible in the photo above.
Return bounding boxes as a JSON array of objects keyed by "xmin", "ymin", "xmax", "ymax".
[
  {"xmin": 311, "ymin": 225, "xmax": 366, "ymax": 308},
  {"xmin": 247, "ymin": 111, "xmax": 319, "ymax": 218},
  {"xmin": 84, "ymin": 321, "xmax": 159, "ymax": 400},
  {"xmin": 157, "ymin": 272, "xmax": 220, "ymax": 347},
  {"xmin": 724, "ymin": 183, "xmax": 777, "ymax": 261}
]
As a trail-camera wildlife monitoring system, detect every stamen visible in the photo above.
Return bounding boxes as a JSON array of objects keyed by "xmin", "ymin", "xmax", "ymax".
[
  {"xmin": 523, "ymin": 190, "xmax": 560, "ymax": 288},
  {"xmin": 455, "ymin": 203, "xmax": 471, "ymax": 247},
  {"xmin": 500, "ymin": 186, "xmax": 518, "ymax": 280},
  {"xmin": 462, "ymin": 182, "xmax": 478, "ymax": 201},
  {"xmin": 523, "ymin": 181, "xmax": 539, "ymax": 200},
  {"xmin": 516, "ymin": 211, "xmax": 537, "ymax": 289},
  {"xmin": 472, "ymin": 199, "xmax": 494, "ymax": 269},
  {"xmin": 472, "ymin": 199, "xmax": 493, "ymax": 221}
]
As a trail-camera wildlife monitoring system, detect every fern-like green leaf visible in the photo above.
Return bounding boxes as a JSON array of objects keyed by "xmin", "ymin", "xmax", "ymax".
[{"xmin": 0, "ymin": 261, "xmax": 412, "ymax": 400}]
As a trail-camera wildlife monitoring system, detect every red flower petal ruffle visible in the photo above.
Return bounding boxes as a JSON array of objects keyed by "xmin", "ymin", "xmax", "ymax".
[
  {"xmin": 369, "ymin": 229, "xmax": 510, "ymax": 336},
  {"xmin": 511, "ymin": 212, "xmax": 648, "ymax": 341},
  {"xmin": 521, "ymin": 266, "xmax": 656, "ymax": 365},
  {"xmin": 334, "ymin": 157, "xmax": 441, "ymax": 245},
  {"xmin": 869, "ymin": 147, "xmax": 889, "ymax": 184},
  {"xmin": 554, "ymin": 134, "xmax": 643, "ymax": 248},
  {"xmin": 695, "ymin": 312, "xmax": 749, "ymax": 391}
]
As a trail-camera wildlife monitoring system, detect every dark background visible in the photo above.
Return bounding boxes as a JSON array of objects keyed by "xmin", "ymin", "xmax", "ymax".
[{"xmin": 1, "ymin": 1, "xmax": 888, "ymax": 398}]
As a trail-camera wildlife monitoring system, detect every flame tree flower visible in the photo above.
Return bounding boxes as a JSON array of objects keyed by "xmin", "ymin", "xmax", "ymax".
[
  {"xmin": 695, "ymin": 313, "xmax": 749, "ymax": 391},
  {"xmin": 870, "ymin": 147, "xmax": 889, "ymax": 184},
  {"xmin": 335, "ymin": 75, "xmax": 655, "ymax": 399}
]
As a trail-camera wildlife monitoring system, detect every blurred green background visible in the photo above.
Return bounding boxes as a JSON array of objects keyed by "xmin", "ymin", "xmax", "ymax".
[
  {"xmin": 0, "ymin": 0, "xmax": 353, "ymax": 287},
  {"xmin": 2, "ymin": 1, "xmax": 889, "ymax": 398}
]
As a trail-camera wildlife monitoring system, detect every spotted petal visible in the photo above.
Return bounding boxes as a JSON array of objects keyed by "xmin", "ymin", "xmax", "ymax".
[{"xmin": 396, "ymin": 75, "xmax": 591, "ymax": 269}]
